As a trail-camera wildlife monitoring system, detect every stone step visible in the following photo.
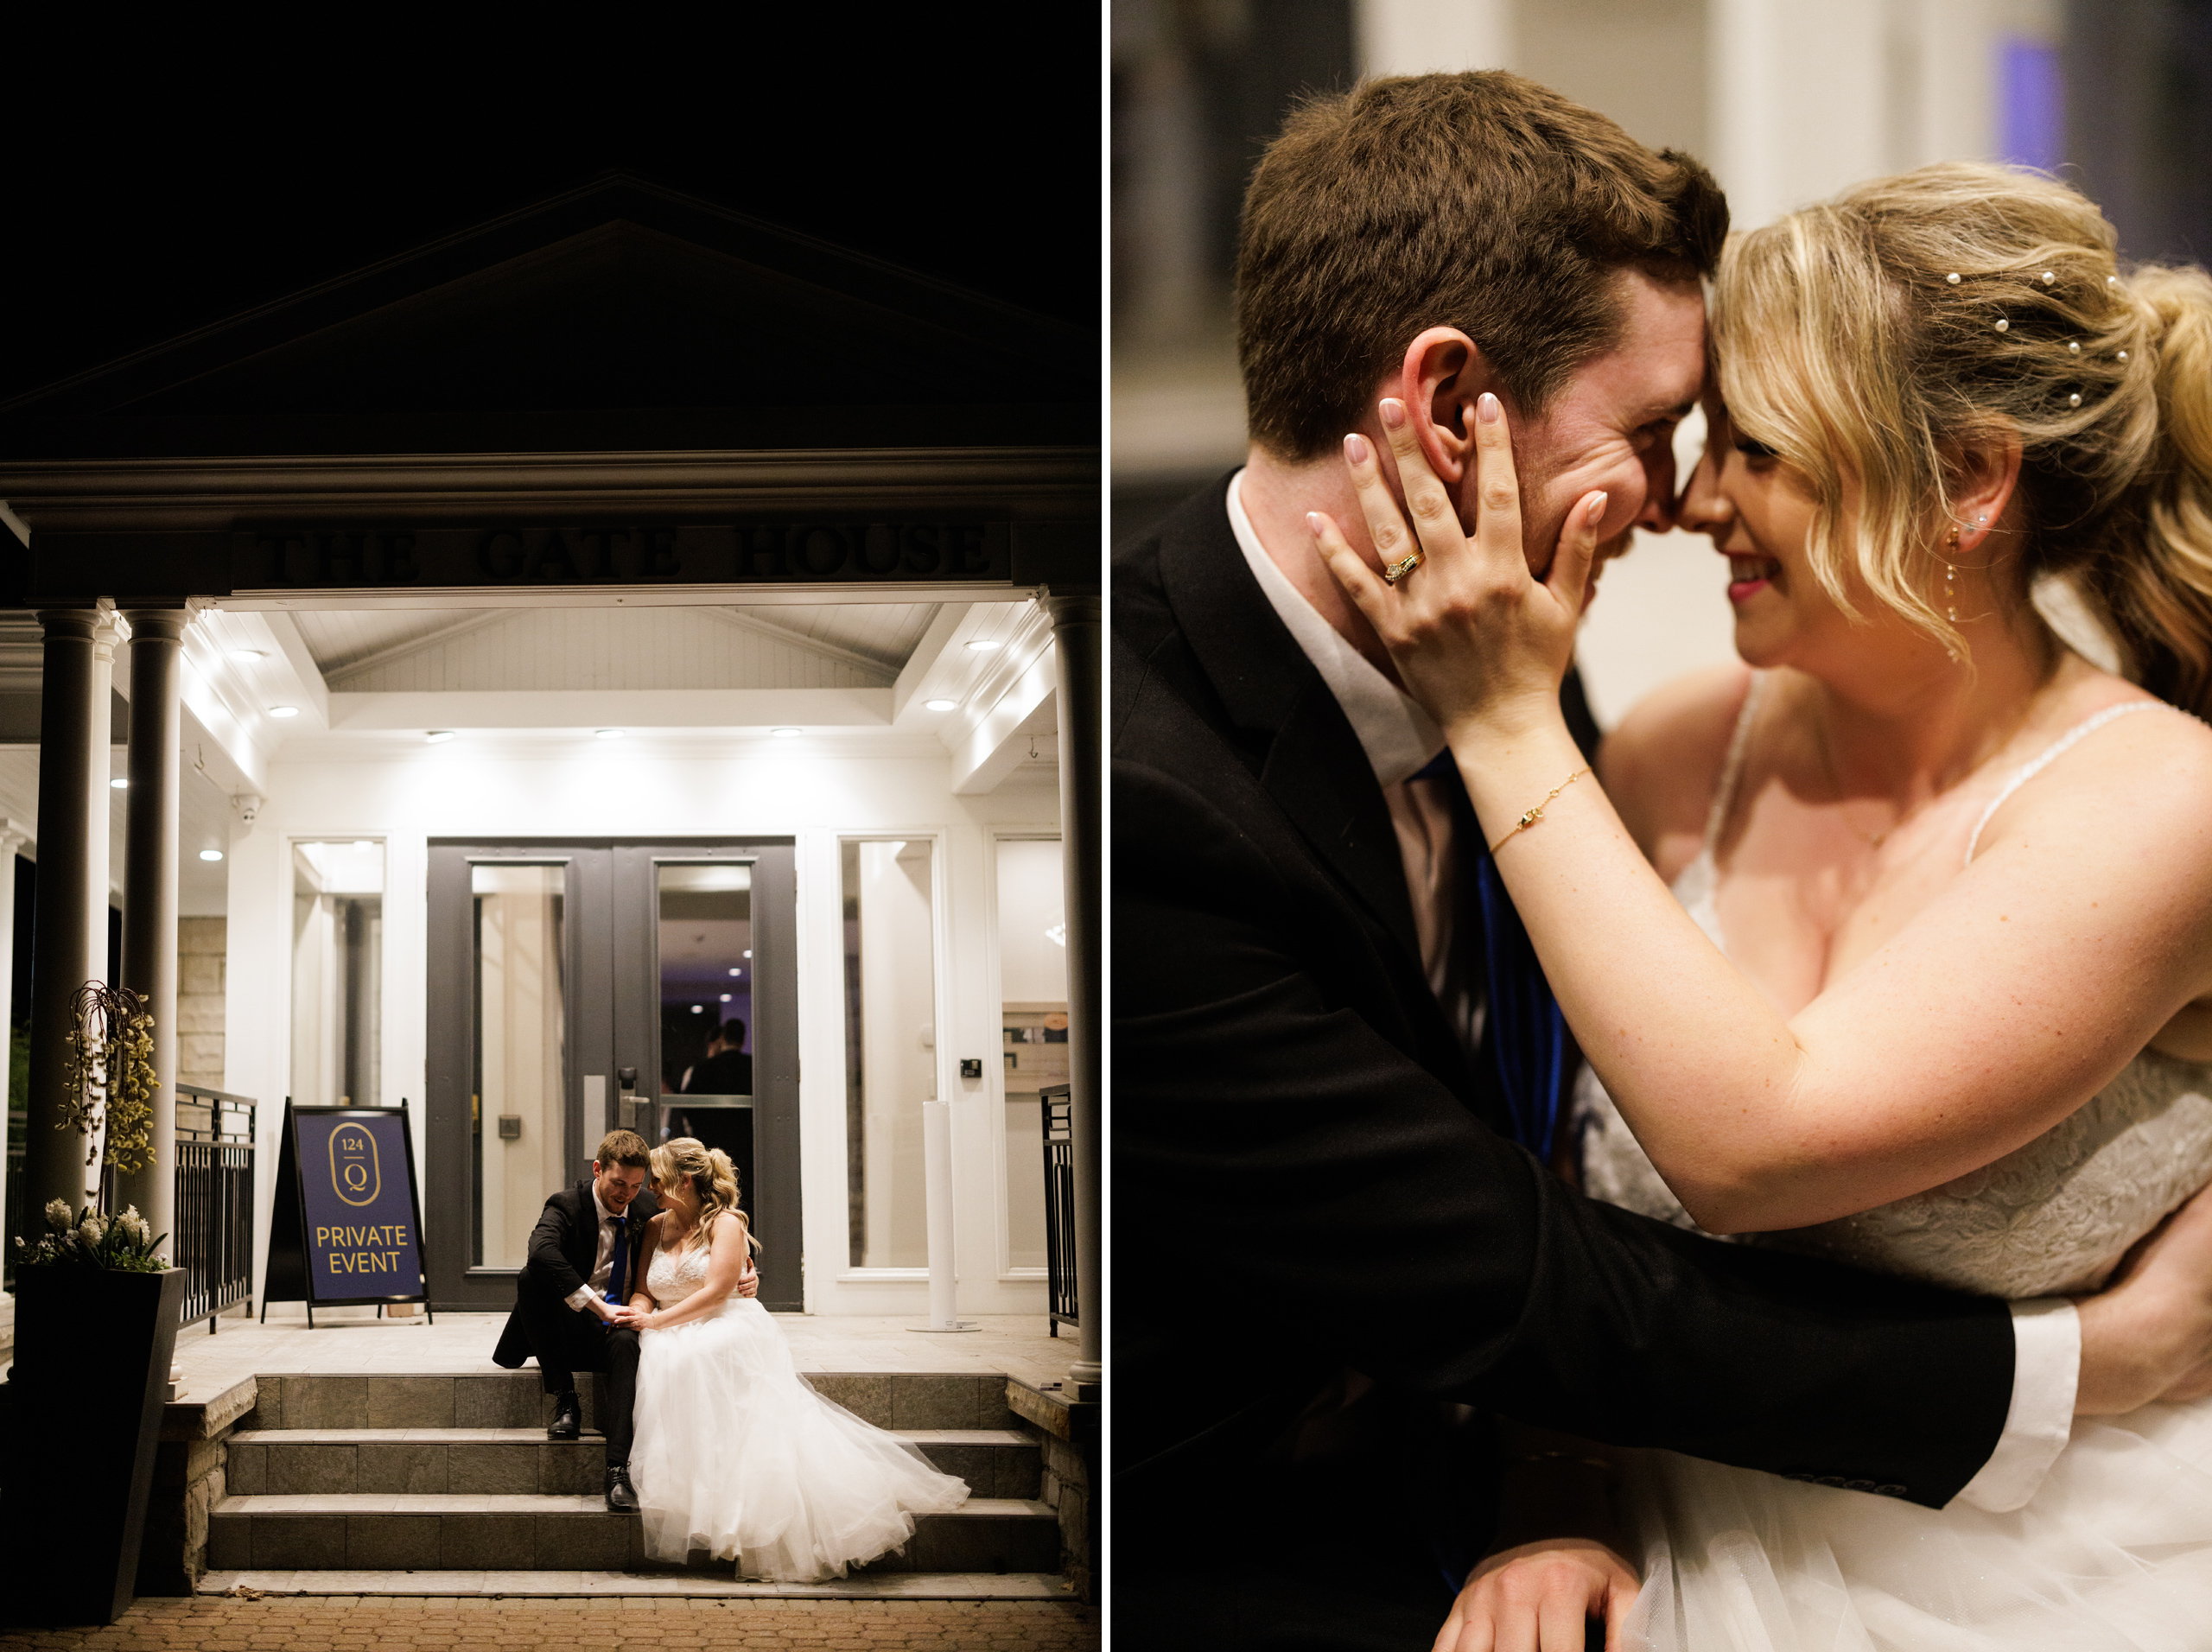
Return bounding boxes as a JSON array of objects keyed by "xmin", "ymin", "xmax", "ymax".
[
  {"xmin": 229, "ymin": 1426, "xmax": 1041, "ymax": 1499},
  {"xmin": 197, "ymin": 1568, "xmax": 1074, "ymax": 1600},
  {"xmin": 207, "ymin": 1493, "xmax": 1059, "ymax": 1575},
  {"xmin": 245, "ymin": 1370, "xmax": 1016, "ymax": 1433}
]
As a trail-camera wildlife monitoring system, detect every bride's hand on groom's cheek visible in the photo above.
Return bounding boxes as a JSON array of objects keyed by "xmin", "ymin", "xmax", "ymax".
[
  {"xmin": 1435, "ymin": 1538, "xmax": 1638, "ymax": 1652},
  {"xmin": 1310, "ymin": 393, "xmax": 1605, "ymax": 751},
  {"xmin": 2075, "ymin": 1179, "xmax": 2212, "ymax": 1413}
]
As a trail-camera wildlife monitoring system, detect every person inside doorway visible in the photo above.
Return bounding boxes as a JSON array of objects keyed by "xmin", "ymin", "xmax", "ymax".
[{"xmin": 681, "ymin": 1018, "xmax": 753, "ymax": 1096}]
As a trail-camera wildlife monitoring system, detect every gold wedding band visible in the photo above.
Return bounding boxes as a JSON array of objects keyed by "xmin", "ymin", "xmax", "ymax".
[{"xmin": 1382, "ymin": 550, "xmax": 1423, "ymax": 585}]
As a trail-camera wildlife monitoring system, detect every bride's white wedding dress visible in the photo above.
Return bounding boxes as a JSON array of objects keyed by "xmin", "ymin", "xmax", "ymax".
[
  {"xmin": 629, "ymin": 1236, "xmax": 969, "ymax": 1580},
  {"xmin": 1578, "ymin": 679, "xmax": 2212, "ymax": 1649}
]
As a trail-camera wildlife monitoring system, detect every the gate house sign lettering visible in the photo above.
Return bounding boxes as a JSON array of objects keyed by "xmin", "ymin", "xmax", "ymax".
[{"xmin": 234, "ymin": 523, "xmax": 1012, "ymax": 590}]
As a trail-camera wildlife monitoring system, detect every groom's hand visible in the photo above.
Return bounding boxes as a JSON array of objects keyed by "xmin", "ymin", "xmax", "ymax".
[
  {"xmin": 2075, "ymin": 1179, "xmax": 2212, "ymax": 1413},
  {"xmin": 1436, "ymin": 1539, "xmax": 1637, "ymax": 1652},
  {"xmin": 601, "ymin": 1302, "xmax": 647, "ymax": 1330},
  {"xmin": 736, "ymin": 1265, "xmax": 760, "ymax": 1299}
]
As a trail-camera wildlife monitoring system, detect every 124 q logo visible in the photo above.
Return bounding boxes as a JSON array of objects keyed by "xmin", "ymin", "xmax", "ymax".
[{"xmin": 328, "ymin": 1124, "xmax": 380, "ymax": 1207}]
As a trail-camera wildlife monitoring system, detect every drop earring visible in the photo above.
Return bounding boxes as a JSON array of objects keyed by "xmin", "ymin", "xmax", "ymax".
[{"xmin": 1945, "ymin": 526, "xmax": 1959, "ymax": 623}]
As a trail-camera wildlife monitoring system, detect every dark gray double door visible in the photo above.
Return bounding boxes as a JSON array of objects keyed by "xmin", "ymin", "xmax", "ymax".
[{"xmin": 423, "ymin": 838, "xmax": 799, "ymax": 1312}]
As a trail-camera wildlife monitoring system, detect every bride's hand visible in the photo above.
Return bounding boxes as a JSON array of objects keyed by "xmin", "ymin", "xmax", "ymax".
[
  {"xmin": 1311, "ymin": 392, "xmax": 1606, "ymax": 751},
  {"xmin": 1434, "ymin": 1538, "xmax": 1639, "ymax": 1652},
  {"xmin": 2077, "ymin": 1178, "xmax": 2212, "ymax": 1412}
]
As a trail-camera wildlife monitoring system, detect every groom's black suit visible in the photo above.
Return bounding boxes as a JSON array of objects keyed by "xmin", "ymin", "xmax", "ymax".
[
  {"xmin": 1115, "ymin": 477, "xmax": 2019, "ymax": 1647},
  {"xmin": 491, "ymin": 1179, "xmax": 658, "ymax": 1467}
]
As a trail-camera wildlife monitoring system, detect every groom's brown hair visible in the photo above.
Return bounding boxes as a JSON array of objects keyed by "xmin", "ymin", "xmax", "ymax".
[{"xmin": 1237, "ymin": 71, "xmax": 1727, "ymax": 460}]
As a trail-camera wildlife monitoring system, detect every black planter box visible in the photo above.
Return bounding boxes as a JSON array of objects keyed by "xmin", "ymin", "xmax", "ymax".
[{"xmin": 3, "ymin": 1265, "xmax": 188, "ymax": 1626}]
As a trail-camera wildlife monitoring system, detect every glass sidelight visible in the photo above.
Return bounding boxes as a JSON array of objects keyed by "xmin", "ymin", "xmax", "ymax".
[
  {"xmin": 842, "ymin": 839, "xmax": 938, "ymax": 1269},
  {"xmin": 997, "ymin": 838, "xmax": 1065, "ymax": 1273},
  {"xmin": 470, "ymin": 863, "xmax": 569, "ymax": 1269},
  {"xmin": 291, "ymin": 840, "xmax": 385, "ymax": 1109},
  {"xmin": 657, "ymin": 861, "xmax": 755, "ymax": 1219}
]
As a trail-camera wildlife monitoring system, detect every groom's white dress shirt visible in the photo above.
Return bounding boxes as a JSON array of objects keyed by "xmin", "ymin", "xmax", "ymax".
[
  {"xmin": 563, "ymin": 1185, "xmax": 627, "ymax": 1312},
  {"xmin": 1226, "ymin": 469, "xmax": 2076, "ymax": 1514}
]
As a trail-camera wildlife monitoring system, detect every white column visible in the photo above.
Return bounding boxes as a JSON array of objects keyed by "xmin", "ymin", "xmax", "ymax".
[
  {"xmin": 1042, "ymin": 593, "xmax": 1102, "ymax": 1393},
  {"xmin": 0, "ymin": 819, "xmax": 32, "ymax": 1256},
  {"xmin": 87, "ymin": 609, "xmax": 121, "ymax": 985},
  {"xmin": 1357, "ymin": 0, "xmax": 1514, "ymax": 76},
  {"xmin": 118, "ymin": 608, "xmax": 188, "ymax": 1255},
  {"xmin": 25, "ymin": 610, "xmax": 99, "ymax": 1226}
]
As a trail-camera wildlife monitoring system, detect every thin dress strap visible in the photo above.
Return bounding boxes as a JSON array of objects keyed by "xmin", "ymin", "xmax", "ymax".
[
  {"xmin": 1700, "ymin": 670, "xmax": 1768, "ymax": 855},
  {"xmin": 1962, "ymin": 700, "xmax": 2167, "ymax": 867}
]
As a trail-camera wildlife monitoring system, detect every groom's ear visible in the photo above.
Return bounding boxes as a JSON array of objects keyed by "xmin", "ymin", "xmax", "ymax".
[{"xmin": 1398, "ymin": 327, "xmax": 1497, "ymax": 489}]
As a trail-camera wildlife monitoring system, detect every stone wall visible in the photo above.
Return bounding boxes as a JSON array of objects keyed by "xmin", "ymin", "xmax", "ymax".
[
  {"xmin": 139, "ymin": 1374, "xmax": 256, "ymax": 1594},
  {"xmin": 1007, "ymin": 1376, "xmax": 1098, "ymax": 1604},
  {"xmin": 176, "ymin": 917, "xmax": 226, "ymax": 1090}
]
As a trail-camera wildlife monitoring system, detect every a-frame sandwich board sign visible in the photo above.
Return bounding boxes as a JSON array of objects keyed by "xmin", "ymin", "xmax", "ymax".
[{"xmin": 264, "ymin": 1098, "xmax": 433, "ymax": 1325}]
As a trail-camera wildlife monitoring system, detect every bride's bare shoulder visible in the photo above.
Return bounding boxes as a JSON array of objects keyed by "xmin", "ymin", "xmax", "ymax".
[{"xmin": 1598, "ymin": 663, "xmax": 1753, "ymax": 870}]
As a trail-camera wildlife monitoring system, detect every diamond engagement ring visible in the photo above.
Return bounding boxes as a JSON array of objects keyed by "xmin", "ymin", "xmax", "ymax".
[{"xmin": 1382, "ymin": 550, "xmax": 1424, "ymax": 584}]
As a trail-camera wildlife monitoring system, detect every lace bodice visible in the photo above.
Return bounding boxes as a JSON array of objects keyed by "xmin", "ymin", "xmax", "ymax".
[
  {"xmin": 1579, "ymin": 678, "xmax": 2212, "ymax": 1298},
  {"xmin": 646, "ymin": 1234, "xmax": 715, "ymax": 1306}
]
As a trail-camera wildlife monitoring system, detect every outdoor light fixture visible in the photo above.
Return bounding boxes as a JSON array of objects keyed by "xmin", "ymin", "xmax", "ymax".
[
  {"xmin": 229, "ymin": 648, "xmax": 268, "ymax": 663},
  {"xmin": 770, "ymin": 727, "xmax": 801, "ymax": 738},
  {"xmin": 595, "ymin": 728, "xmax": 625, "ymax": 740},
  {"xmin": 925, "ymin": 697, "xmax": 959, "ymax": 711},
  {"xmin": 963, "ymin": 639, "xmax": 1001, "ymax": 652},
  {"xmin": 727, "ymin": 967, "xmax": 741, "ymax": 976},
  {"xmin": 720, "ymin": 993, "xmax": 732, "ymax": 1003},
  {"xmin": 268, "ymin": 705, "xmax": 299, "ymax": 718},
  {"xmin": 109, "ymin": 777, "xmax": 127, "ymax": 790},
  {"xmin": 425, "ymin": 730, "xmax": 457, "ymax": 744},
  {"xmin": 690, "ymin": 1004, "xmax": 704, "ymax": 1014},
  {"xmin": 199, "ymin": 849, "xmax": 224, "ymax": 862},
  {"xmin": 743, "ymin": 950, "xmax": 752, "ymax": 958}
]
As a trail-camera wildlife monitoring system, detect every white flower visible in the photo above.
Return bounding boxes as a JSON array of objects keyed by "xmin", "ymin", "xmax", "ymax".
[
  {"xmin": 78, "ymin": 1217, "xmax": 105, "ymax": 1249},
  {"xmin": 43, "ymin": 1199, "xmax": 72, "ymax": 1233},
  {"xmin": 119, "ymin": 1211, "xmax": 149, "ymax": 1247}
]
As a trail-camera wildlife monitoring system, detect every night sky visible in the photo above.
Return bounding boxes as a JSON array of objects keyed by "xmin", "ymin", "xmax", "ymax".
[{"xmin": 0, "ymin": 22, "xmax": 1102, "ymax": 407}]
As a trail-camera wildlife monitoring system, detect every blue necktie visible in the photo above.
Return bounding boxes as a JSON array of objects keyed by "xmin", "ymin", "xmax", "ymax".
[
  {"xmin": 605, "ymin": 1217, "xmax": 628, "ymax": 1305},
  {"xmin": 1414, "ymin": 748, "xmax": 1569, "ymax": 1163}
]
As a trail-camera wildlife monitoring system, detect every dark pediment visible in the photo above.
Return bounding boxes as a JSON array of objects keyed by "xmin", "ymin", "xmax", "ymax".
[{"xmin": 0, "ymin": 175, "xmax": 1096, "ymax": 460}]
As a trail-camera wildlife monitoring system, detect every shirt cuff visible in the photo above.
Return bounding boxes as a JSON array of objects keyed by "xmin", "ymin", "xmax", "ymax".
[
  {"xmin": 564, "ymin": 1284, "xmax": 600, "ymax": 1313},
  {"xmin": 1948, "ymin": 1298, "xmax": 2078, "ymax": 1513}
]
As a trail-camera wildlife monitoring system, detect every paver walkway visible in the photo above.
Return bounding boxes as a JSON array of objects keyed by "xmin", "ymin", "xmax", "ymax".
[{"xmin": 0, "ymin": 1594, "xmax": 1101, "ymax": 1650}]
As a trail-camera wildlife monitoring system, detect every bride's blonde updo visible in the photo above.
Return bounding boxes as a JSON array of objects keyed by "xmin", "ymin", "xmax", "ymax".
[
  {"xmin": 1711, "ymin": 161, "xmax": 2212, "ymax": 713},
  {"xmin": 650, "ymin": 1136, "xmax": 760, "ymax": 1255}
]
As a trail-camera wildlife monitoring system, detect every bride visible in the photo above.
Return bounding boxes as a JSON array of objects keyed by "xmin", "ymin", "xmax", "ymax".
[
  {"xmin": 626, "ymin": 1136, "xmax": 968, "ymax": 1580},
  {"xmin": 1313, "ymin": 162, "xmax": 2212, "ymax": 1647}
]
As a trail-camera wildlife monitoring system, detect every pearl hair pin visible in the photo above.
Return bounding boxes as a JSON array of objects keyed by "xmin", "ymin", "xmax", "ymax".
[
  {"xmin": 1995, "ymin": 319, "xmax": 2010, "ymax": 333},
  {"xmin": 1947, "ymin": 273, "xmax": 1961, "ymax": 285}
]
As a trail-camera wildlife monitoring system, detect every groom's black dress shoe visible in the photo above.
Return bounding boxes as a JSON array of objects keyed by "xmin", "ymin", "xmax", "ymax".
[
  {"xmin": 605, "ymin": 1465, "xmax": 639, "ymax": 1512},
  {"xmin": 548, "ymin": 1392, "xmax": 582, "ymax": 1441}
]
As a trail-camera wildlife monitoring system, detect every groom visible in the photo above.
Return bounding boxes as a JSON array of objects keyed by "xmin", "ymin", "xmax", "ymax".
[
  {"xmin": 491, "ymin": 1128, "xmax": 754, "ymax": 1511},
  {"xmin": 1115, "ymin": 70, "xmax": 2212, "ymax": 1649}
]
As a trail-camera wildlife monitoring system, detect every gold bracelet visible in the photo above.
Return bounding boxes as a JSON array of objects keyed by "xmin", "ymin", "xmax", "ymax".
[{"xmin": 1488, "ymin": 765, "xmax": 1592, "ymax": 855}]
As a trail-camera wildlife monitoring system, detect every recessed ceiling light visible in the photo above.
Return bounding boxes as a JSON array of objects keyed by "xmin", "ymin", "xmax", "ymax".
[
  {"xmin": 770, "ymin": 727, "xmax": 801, "ymax": 738},
  {"xmin": 728, "ymin": 967, "xmax": 741, "ymax": 976},
  {"xmin": 229, "ymin": 648, "xmax": 268, "ymax": 663},
  {"xmin": 925, "ymin": 697, "xmax": 959, "ymax": 711},
  {"xmin": 595, "ymin": 728, "xmax": 625, "ymax": 740},
  {"xmin": 109, "ymin": 777, "xmax": 127, "ymax": 790},
  {"xmin": 719, "ymin": 993, "xmax": 732, "ymax": 1003},
  {"xmin": 199, "ymin": 849, "xmax": 224, "ymax": 862},
  {"xmin": 268, "ymin": 705, "xmax": 299, "ymax": 719},
  {"xmin": 425, "ymin": 730, "xmax": 457, "ymax": 744},
  {"xmin": 964, "ymin": 639, "xmax": 1002, "ymax": 652},
  {"xmin": 690, "ymin": 1004, "xmax": 703, "ymax": 1014},
  {"xmin": 742, "ymin": 950, "xmax": 751, "ymax": 958}
]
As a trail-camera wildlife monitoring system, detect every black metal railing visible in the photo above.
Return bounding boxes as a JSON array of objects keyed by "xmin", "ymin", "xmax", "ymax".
[
  {"xmin": 1040, "ymin": 1084, "xmax": 1078, "ymax": 1337},
  {"xmin": 173, "ymin": 1086, "xmax": 257, "ymax": 1331},
  {"xmin": 81, "ymin": 1084, "xmax": 257, "ymax": 1330}
]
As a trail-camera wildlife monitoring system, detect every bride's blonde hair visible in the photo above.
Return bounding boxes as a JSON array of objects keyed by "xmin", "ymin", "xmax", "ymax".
[
  {"xmin": 1712, "ymin": 161, "xmax": 2212, "ymax": 712},
  {"xmin": 650, "ymin": 1136, "xmax": 760, "ymax": 1255}
]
